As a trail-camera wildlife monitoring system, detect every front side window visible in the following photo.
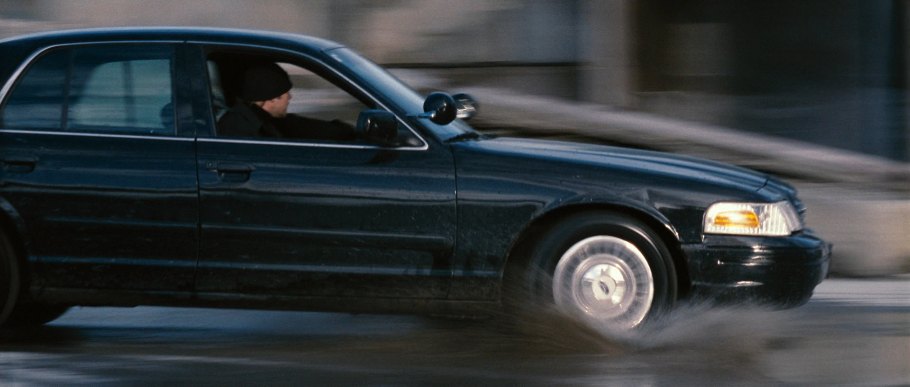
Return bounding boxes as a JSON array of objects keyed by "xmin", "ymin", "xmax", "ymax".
[
  {"xmin": 206, "ymin": 50, "xmax": 422, "ymax": 147},
  {"xmin": 207, "ymin": 51, "xmax": 367, "ymax": 142},
  {"xmin": 1, "ymin": 44, "xmax": 175, "ymax": 136}
]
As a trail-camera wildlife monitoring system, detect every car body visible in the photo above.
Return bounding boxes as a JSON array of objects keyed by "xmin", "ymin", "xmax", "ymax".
[{"xmin": 0, "ymin": 28, "xmax": 830, "ymax": 331}]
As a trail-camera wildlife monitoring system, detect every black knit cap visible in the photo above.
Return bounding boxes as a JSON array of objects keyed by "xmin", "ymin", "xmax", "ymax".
[{"xmin": 240, "ymin": 63, "xmax": 292, "ymax": 101}]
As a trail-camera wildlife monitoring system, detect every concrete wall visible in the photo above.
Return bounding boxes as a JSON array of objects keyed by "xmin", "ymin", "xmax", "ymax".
[{"xmin": 800, "ymin": 186, "xmax": 910, "ymax": 276}]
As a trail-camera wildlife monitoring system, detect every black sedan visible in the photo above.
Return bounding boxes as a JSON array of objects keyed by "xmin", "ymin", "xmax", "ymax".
[{"xmin": 0, "ymin": 28, "xmax": 830, "ymax": 332}]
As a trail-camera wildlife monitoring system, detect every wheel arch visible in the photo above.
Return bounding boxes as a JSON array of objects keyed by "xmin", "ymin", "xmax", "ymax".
[{"xmin": 503, "ymin": 203, "xmax": 692, "ymax": 300}]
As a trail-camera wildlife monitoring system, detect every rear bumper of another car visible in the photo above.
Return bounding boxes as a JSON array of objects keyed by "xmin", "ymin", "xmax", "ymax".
[{"xmin": 683, "ymin": 229, "xmax": 832, "ymax": 307}]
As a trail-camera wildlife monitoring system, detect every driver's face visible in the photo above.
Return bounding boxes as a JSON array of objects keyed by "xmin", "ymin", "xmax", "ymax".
[{"xmin": 262, "ymin": 91, "xmax": 291, "ymax": 118}]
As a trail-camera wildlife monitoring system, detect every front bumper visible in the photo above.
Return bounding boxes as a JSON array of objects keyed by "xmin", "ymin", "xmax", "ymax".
[{"xmin": 682, "ymin": 229, "xmax": 831, "ymax": 307}]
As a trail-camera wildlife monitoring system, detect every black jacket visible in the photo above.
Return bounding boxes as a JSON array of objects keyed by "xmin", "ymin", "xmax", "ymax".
[{"xmin": 216, "ymin": 103, "xmax": 355, "ymax": 141}]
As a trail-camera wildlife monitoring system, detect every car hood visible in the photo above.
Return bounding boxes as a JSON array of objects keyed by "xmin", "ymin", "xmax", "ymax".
[{"xmin": 457, "ymin": 136, "xmax": 770, "ymax": 191}]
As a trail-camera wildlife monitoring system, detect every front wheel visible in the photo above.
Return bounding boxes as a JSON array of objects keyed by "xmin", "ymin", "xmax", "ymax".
[{"xmin": 525, "ymin": 212, "xmax": 677, "ymax": 331}]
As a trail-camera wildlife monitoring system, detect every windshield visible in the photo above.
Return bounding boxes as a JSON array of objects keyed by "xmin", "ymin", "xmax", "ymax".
[{"xmin": 325, "ymin": 47, "xmax": 474, "ymax": 140}]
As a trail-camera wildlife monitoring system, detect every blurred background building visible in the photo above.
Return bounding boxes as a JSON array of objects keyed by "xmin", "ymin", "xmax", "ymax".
[
  {"xmin": 1, "ymin": 0, "xmax": 906, "ymax": 161},
  {"xmin": 1, "ymin": 0, "xmax": 908, "ymax": 274}
]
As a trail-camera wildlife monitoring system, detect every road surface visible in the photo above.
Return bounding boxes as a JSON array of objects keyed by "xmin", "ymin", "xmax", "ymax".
[{"xmin": 1, "ymin": 278, "xmax": 907, "ymax": 386}]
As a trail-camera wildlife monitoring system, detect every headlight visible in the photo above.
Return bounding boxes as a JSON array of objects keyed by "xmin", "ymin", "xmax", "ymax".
[{"xmin": 704, "ymin": 201, "xmax": 803, "ymax": 236}]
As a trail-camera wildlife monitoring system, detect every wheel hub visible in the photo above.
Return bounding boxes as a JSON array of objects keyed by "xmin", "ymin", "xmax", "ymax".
[
  {"xmin": 552, "ymin": 236, "xmax": 655, "ymax": 330},
  {"xmin": 584, "ymin": 264, "xmax": 623, "ymax": 303}
]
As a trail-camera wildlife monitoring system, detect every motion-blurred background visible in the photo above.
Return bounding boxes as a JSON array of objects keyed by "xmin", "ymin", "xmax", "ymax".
[{"xmin": 1, "ymin": 0, "xmax": 907, "ymax": 276}]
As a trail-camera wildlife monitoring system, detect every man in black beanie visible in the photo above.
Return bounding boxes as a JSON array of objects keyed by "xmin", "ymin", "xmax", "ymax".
[{"xmin": 217, "ymin": 62, "xmax": 355, "ymax": 141}]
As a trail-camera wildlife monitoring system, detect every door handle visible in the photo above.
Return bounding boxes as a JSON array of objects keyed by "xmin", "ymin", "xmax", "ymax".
[
  {"xmin": 208, "ymin": 162, "xmax": 254, "ymax": 183},
  {"xmin": 2, "ymin": 157, "xmax": 37, "ymax": 173}
]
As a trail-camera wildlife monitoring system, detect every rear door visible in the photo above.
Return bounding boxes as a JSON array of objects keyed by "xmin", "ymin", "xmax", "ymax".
[{"xmin": 0, "ymin": 43, "xmax": 198, "ymax": 292}]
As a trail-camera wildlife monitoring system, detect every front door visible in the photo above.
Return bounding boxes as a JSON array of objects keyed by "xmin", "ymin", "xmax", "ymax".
[{"xmin": 194, "ymin": 50, "xmax": 456, "ymax": 300}]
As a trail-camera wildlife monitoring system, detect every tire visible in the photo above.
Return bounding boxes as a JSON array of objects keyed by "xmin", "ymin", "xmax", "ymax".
[
  {"xmin": 0, "ymin": 230, "xmax": 20, "ymax": 328},
  {"xmin": 525, "ymin": 212, "xmax": 677, "ymax": 331},
  {"xmin": 4, "ymin": 303, "xmax": 70, "ymax": 327},
  {"xmin": 0, "ymin": 231, "xmax": 69, "ymax": 328},
  {"xmin": 0, "ymin": 231, "xmax": 21, "ymax": 327}
]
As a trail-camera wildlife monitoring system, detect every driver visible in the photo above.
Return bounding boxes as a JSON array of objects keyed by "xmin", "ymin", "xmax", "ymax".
[{"xmin": 217, "ymin": 62, "xmax": 354, "ymax": 141}]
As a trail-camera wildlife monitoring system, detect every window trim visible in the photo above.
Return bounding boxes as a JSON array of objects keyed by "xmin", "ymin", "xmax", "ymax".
[
  {"xmin": 0, "ymin": 128, "xmax": 195, "ymax": 142},
  {"xmin": 1, "ymin": 40, "xmax": 431, "ymax": 151},
  {"xmin": 194, "ymin": 42, "xmax": 429, "ymax": 151}
]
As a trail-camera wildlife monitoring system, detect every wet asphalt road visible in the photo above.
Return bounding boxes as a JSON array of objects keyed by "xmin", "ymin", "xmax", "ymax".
[{"xmin": 1, "ymin": 278, "xmax": 907, "ymax": 386}]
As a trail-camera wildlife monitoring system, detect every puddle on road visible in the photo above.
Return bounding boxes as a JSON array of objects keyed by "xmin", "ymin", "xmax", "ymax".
[
  {"xmin": 3, "ymin": 293, "xmax": 906, "ymax": 385},
  {"xmin": 623, "ymin": 303, "xmax": 793, "ymax": 350}
]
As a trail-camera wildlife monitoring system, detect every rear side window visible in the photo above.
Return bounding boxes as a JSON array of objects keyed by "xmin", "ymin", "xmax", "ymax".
[
  {"xmin": 1, "ymin": 50, "xmax": 68, "ymax": 130},
  {"xmin": 1, "ymin": 44, "xmax": 176, "ymax": 136}
]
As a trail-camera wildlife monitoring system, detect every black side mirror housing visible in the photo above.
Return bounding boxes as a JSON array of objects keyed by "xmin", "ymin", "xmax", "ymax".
[
  {"xmin": 422, "ymin": 92, "xmax": 457, "ymax": 125},
  {"xmin": 356, "ymin": 110, "xmax": 398, "ymax": 145}
]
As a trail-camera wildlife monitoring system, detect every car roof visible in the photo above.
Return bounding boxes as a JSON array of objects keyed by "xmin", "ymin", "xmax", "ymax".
[{"xmin": 0, "ymin": 27, "xmax": 344, "ymax": 55}]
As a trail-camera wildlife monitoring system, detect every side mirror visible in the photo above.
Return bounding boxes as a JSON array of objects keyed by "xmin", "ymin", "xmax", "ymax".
[
  {"xmin": 356, "ymin": 110, "xmax": 398, "ymax": 145},
  {"xmin": 452, "ymin": 93, "xmax": 478, "ymax": 121},
  {"xmin": 422, "ymin": 92, "xmax": 457, "ymax": 125}
]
